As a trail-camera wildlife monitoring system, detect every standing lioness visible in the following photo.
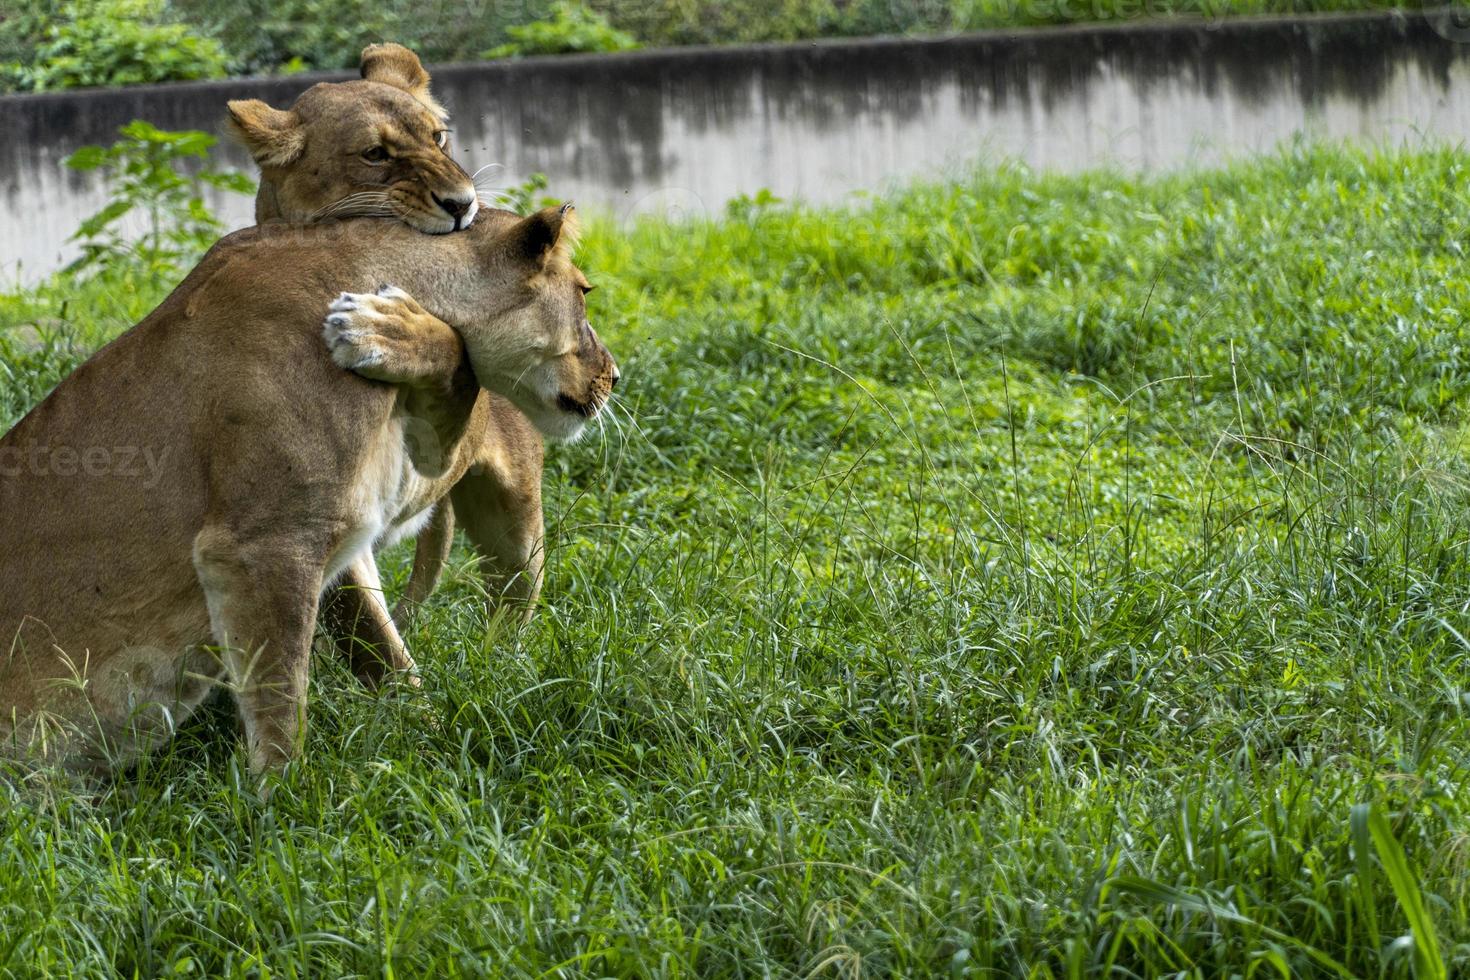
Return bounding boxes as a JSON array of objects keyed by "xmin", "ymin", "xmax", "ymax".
[{"xmin": 0, "ymin": 206, "xmax": 616, "ymax": 773}]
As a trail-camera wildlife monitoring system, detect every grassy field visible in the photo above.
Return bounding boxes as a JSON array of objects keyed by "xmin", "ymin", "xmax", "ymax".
[{"xmin": 2, "ymin": 144, "xmax": 1470, "ymax": 976}]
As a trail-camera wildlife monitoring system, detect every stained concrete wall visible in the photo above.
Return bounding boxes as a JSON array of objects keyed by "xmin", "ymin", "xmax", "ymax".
[{"xmin": 3, "ymin": 9, "xmax": 1470, "ymax": 282}]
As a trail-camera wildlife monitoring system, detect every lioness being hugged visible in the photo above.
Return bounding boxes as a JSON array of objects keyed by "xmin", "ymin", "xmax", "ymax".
[
  {"xmin": 226, "ymin": 43, "xmax": 553, "ymax": 683},
  {"xmin": 0, "ymin": 206, "xmax": 616, "ymax": 774}
]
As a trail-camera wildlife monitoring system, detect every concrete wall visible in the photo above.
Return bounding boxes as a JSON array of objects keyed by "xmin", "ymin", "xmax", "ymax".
[{"xmin": 3, "ymin": 9, "xmax": 1470, "ymax": 282}]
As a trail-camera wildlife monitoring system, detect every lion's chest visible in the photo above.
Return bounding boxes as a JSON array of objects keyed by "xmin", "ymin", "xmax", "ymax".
[{"xmin": 324, "ymin": 414, "xmax": 449, "ymax": 584}]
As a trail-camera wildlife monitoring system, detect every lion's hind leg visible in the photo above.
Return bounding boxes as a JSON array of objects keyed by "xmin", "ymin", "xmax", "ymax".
[
  {"xmin": 451, "ymin": 463, "xmax": 544, "ymax": 626},
  {"xmin": 321, "ymin": 554, "xmax": 421, "ymax": 688}
]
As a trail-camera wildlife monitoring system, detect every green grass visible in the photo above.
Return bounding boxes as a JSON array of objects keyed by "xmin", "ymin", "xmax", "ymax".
[{"xmin": 3, "ymin": 142, "xmax": 1470, "ymax": 976}]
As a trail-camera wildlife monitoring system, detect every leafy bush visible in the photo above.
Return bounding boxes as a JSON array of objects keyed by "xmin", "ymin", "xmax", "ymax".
[
  {"xmin": 595, "ymin": 0, "xmax": 1432, "ymax": 44},
  {"xmin": 2, "ymin": 0, "xmax": 229, "ymax": 93},
  {"xmin": 3, "ymin": 0, "xmax": 1434, "ymax": 92},
  {"xmin": 166, "ymin": 0, "xmax": 555, "ymax": 74},
  {"xmin": 168, "ymin": 0, "xmax": 404, "ymax": 76},
  {"xmin": 64, "ymin": 120, "xmax": 254, "ymax": 278},
  {"xmin": 0, "ymin": 0, "xmax": 64, "ymax": 73},
  {"xmin": 485, "ymin": 1, "xmax": 637, "ymax": 58},
  {"xmin": 593, "ymin": 0, "xmax": 845, "ymax": 46}
]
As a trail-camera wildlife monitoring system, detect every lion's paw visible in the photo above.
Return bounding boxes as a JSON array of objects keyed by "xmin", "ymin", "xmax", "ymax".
[
  {"xmin": 322, "ymin": 285, "xmax": 419, "ymax": 377},
  {"xmin": 321, "ymin": 284, "xmax": 461, "ymax": 387}
]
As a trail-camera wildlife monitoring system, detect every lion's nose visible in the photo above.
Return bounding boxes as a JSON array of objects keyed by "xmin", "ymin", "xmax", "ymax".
[{"xmin": 434, "ymin": 194, "xmax": 471, "ymax": 220}]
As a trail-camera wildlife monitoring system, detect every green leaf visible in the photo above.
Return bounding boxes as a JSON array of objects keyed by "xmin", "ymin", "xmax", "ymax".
[
  {"xmin": 1104, "ymin": 876, "xmax": 1353, "ymax": 976},
  {"xmin": 70, "ymin": 198, "xmax": 132, "ymax": 240},
  {"xmin": 200, "ymin": 171, "xmax": 257, "ymax": 195},
  {"xmin": 170, "ymin": 130, "xmax": 218, "ymax": 158},
  {"xmin": 64, "ymin": 146, "xmax": 109, "ymax": 171},
  {"xmin": 1363, "ymin": 804, "xmax": 1446, "ymax": 980},
  {"xmin": 1349, "ymin": 802, "xmax": 1382, "ymax": 952}
]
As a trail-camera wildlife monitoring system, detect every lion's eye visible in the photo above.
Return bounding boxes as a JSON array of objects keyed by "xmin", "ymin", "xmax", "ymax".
[
  {"xmin": 580, "ymin": 284, "xmax": 595, "ymax": 295},
  {"xmin": 361, "ymin": 146, "xmax": 390, "ymax": 164},
  {"xmin": 433, "ymin": 130, "xmax": 449, "ymax": 149}
]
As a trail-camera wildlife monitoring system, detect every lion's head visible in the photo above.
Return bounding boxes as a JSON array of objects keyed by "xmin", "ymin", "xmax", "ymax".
[
  {"xmin": 410, "ymin": 204, "xmax": 619, "ymax": 441},
  {"xmin": 227, "ymin": 43, "xmax": 478, "ymax": 234}
]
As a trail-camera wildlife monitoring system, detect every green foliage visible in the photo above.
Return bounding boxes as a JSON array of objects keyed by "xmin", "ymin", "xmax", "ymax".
[
  {"xmin": 485, "ymin": 1, "xmax": 638, "ymax": 58},
  {"xmin": 499, "ymin": 171, "xmax": 557, "ymax": 215},
  {"xmin": 165, "ymin": 0, "xmax": 551, "ymax": 74},
  {"xmin": 724, "ymin": 187, "xmax": 785, "ymax": 222},
  {"xmin": 1355, "ymin": 804, "xmax": 1447, "ymax": 980},
  {"xmin": 595, "ymin": 0, "xmax": 1429, "ymax": 46},
  {"xmin": 1, "ymin": 0, "xmax": 229, "ymax": 93},
  {"xmin": 5, "ymin": 145, "xmax": 1470, "ymax": 975},
  {"xmin": 596, "ymin": 0, "xmax": 846, "ymax": 46},
  {"xmin": 0, "ymin": 0, "xmax": 64, "ymax": 72},
  {"xmin": 167, "ymin": 0, "xmax": 407, "ymax": 76},
  {"xmin": 1, "ymin": 0, "xmax": 1438, "ymax": 91},
  {"xmin": 63, "ymin": 120, "xmax": 254, "ymax": 278}
]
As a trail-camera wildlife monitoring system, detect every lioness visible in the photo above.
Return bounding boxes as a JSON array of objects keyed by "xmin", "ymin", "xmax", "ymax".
[
  {"xmin": 0, "ymin": 205, "xmax": 616, "ymax": 773},
  {"xmin": 228, "ymin": 43, "xmax": 476, "ymax": 234},
  {"xmin": 227, "ymin": 44, "xmax": 550, "ymax": 684}
]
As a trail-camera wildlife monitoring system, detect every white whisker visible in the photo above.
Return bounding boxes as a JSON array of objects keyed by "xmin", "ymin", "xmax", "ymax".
[
  {"xmin": 312, "ymin": 191, "xmax": 397, "ymax": 221},
  {"xmin": 468, "ymin": 162, "xmax": 503, "ymax": 183},
  {"xmin": 510, "ymin": 360, "xmax": 539, "ymax": 392},
  {"xmin": 611, "ymin": 398, "xmax": 652, "ymax": 445}
]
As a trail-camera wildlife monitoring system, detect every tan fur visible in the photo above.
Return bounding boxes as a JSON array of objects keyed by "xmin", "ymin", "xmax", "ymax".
[
  {"xmin": 0, "ymin": 208, "xmax": 616, "ymax": 774},
  {"xmin": 361, "ymin": 42, "xmax": 447, "ymax": 121}
]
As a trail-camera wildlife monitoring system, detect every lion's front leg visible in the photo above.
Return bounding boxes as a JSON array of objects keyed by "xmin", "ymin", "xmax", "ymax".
[
  {"xmin": 322, "ymin": 285, "xmax": 465, "ymax": 387},
  {"xmin": 324, "ymin": 285, "xmax": 479, "ymax": 476},
  {"xmin": 193, "ymin": 526, "xmax": 323, "ymax": 774},
  {"xmin": 393, "ymin": 502, "xmax": 455, "ymax": 630}
]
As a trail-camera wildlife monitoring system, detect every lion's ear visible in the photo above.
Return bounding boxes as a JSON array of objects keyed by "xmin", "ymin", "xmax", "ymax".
[
  {"xmin": 225, "ymin": 99, "xmax": 304, "ymax": 168},
  {"xmin": 360, "ymin": 42, "xmax": 447, "ymax": 121},
  {"xmin": 508, "ymin": 203, "xmax": 581, "ymax": 271}
]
